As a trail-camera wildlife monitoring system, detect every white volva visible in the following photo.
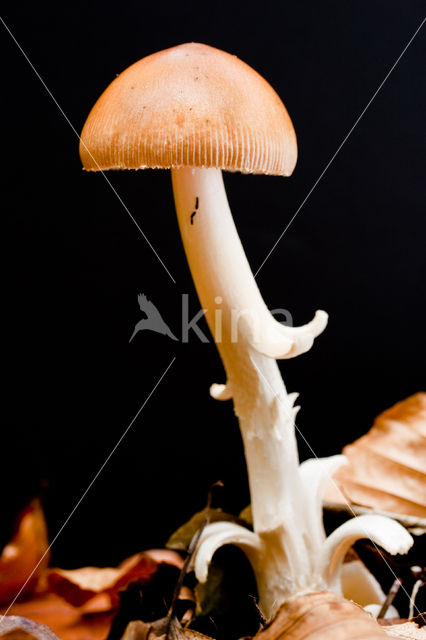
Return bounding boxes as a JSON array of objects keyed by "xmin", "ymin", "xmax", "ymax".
[{"xmin": 171, "ymin": 167, "xmax": 413, "ymax": 619}]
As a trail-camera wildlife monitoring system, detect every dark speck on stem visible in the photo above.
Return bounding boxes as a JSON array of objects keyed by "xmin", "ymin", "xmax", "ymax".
[{"xmin": 190, "ymin": 197, "xmax": 199, "ymax": 225}]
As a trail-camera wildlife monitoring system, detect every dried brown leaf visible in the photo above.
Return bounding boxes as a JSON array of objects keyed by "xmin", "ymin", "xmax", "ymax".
[
  {"xmin": 120, "ymin": 620, "xmax": 151, "ymax": 640},
  {"xmin": 383, "ymin": 621, "xmax": 426, "ymax": 639},
  {"xmin": 254, "ymin": 591, "xmax": 388, "ymax": 639},
  {"xmin": 47, "ymin": 551, "xmax": 183, "ymax": 608},
  {"xmin": 0, "ymin": 615, "xmax": 61, "ymax": 640},
  {"xmin": 1, "ymin": 593, "xmax": 114, "ymax": 640},
  {"xmin": 120, "ymin": 616, "xmax": 212, "ymax": 640},
  {"xmin": 0, "ymin": 500, "xmax": 50, "ymax": 604},
  {"xmin": 326, "ymin": 393, "xmax": 426, "ymax": 519}
]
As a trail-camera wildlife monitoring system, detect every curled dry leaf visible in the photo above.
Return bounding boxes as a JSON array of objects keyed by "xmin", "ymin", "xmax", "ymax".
[
  {"xmin": 47, "ymin": 550, "xmax": 183, "ymax": 608},
  {"xmin": 254, "ymin": 591, "xmax": 389, "ymax": 640},
  {"xmin": 121, "ymin": 620, "xmax": 161, "ymax": 640},
  {"xmin": 2, "ymin": 593, "xmax": 114, "ymax": 640},
  {"xmin": 326, "ymin": 393, "xmax": 426, "ymax": 519},
  {"xmin": 120, "ymin": 616, "xmax": 212, "ymax": 640},
  {"xmin": 2, "ymin": 549, "xmax": 183, "ymax": 640},
  {"xmin": 0, "ymin": 500, "xmax": 49, "ymax": 604},
  {"xmin": 382, "ymin": 620, "xmax": 426, "ymax": 639},
  {"xmin": 0, "ymin": 501, "xmax": 186, "ymax": 640},
  {"xmin": 0, "ymin": 615, "xmax": 61, "ymax": 640}
]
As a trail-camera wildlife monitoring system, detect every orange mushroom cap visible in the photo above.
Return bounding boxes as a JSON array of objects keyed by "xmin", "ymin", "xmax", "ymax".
[{"xmin": 79, "ymin": 43, "xmax": 297, "ymax": 176}]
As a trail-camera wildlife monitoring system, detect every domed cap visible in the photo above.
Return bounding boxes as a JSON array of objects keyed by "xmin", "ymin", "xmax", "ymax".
[{"xmin": 80, "ymin": 43, "xmax": 297, "ymax": 176}]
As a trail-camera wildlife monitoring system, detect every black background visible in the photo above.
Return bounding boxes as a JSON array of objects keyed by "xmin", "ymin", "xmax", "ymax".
[{"xmin": 2, "ymin": 1, "xmax": 425, "ymax": 569}]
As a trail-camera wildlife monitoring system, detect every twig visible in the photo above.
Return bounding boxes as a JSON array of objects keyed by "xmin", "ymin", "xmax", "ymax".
[
  {"xmin": 378, "ymin": 578, "xmax": 402, "ymax": 619},
  {"xmin": 249, "ymin": 594, "xmax": 266, "ymax": 627},
  {"xmin": 166, "ymin": 482, "xmax": 223, "ymax": 637}
]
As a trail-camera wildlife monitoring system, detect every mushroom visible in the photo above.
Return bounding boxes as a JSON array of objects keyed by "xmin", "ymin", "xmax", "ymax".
[{"xmin": 79, "ymin": 43, "xmax": 413, "ymax": 619}]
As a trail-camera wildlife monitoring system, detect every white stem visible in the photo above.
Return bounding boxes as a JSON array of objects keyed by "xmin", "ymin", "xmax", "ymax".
[
  {"xmin": 172, "ymin": 168, "xmax": 414, "ymax": 618},
  {"xmin": 172, "ymin": 167, "xmax": 327, "ymax": 612},
  {"xmin": 172, "ymin": 168, "xmax": 319, "ymax": 527}
]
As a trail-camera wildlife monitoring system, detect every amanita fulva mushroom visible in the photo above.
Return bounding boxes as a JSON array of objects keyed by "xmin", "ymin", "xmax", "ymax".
[{"xmin": 80, "ymin": 43, "xmax": 412, "ymax": 620}]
